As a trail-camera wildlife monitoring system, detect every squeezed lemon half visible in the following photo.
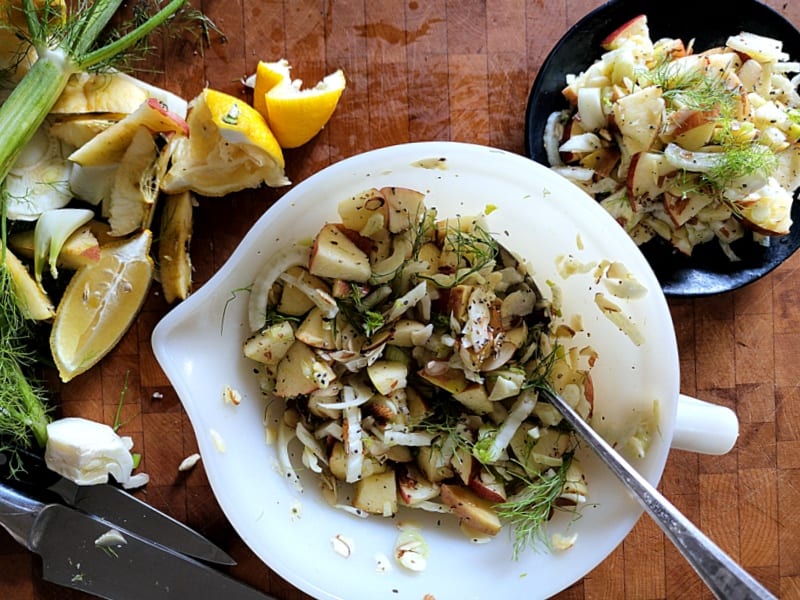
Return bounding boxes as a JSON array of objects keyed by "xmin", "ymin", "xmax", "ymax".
[
  {"xmin": 51, "ymin": 229, "xmax": 154, "ymax": 382},
  {"xmin": 160, "ymin": 88, "xmax": 288, "ymax": 196}
]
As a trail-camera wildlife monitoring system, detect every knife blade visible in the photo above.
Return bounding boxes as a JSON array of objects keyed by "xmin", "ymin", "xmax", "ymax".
[
  {"xmin": 0, "ymin": 448, "xmax": 235, "ymax": 565},
  {"xmin": 0, "ymin": 482, "xmax": 275, "ymax": 600}
]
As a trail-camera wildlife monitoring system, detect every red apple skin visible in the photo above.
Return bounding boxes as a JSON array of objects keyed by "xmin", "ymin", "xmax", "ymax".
[
  {"xmin": 334, "ymin": 223, "xmax": 374, "ymax": 255},
  {"xmin": 468, "ymin": 473, "xmax": 507, "ymax": 504},
  {"xmin": 601, "ymin": 15, "xmax": 647, "ymax": 50},
  {"xmin": 144, "ymin": 97, "xmax": 190, "ymax": 136},
  {"xmin": 397, "ymin": 466, "xmax": 439, "ymax": 505},
  {"xmin": 625, "ymin": 152, "xmax": 642, "ymax": 210}
]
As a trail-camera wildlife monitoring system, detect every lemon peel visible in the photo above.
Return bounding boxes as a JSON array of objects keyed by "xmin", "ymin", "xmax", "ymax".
[{"xmin": 252, "ymin": 59, "xmax": 291, "ymax": 118}]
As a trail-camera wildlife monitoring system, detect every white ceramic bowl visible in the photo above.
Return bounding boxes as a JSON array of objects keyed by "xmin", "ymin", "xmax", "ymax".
[{"xmin": 152, "ymin": 142, "xmax": 737, "ymax": 600}]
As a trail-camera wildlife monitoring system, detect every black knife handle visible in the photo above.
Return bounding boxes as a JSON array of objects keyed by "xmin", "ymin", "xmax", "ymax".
[{"xmin": 0, "ymin": 481, "xmax": 45, "ymax": 550}]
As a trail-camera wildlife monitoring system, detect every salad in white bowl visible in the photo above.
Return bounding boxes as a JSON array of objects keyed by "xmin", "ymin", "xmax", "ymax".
[
  {"xmin": 242, "ymin": 186, "xmax": 617, "ymax": 560},
  {"xmin": 152, "ymin": 142, "xmax": 736, "ymax": 600}
]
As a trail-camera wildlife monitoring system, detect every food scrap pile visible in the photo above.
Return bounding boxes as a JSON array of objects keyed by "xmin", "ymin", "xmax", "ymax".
[
  {"xmin": 0, "ymin": 0, "xmax": 344, "ymax": 461},
  {"xmin": 545, "ymin": 15, "xmax": 800, "ymax": 259},
  {"xmin": 243, "ymin": 187, "xmax": 614, "ymax": 557}
]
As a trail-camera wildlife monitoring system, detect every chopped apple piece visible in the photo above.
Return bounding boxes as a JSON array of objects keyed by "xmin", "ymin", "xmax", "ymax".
[
  {"xmin": 277, "ymin": 266, "xmax": 329, "ymax": 316},
  {"xmin": 579, "ymin": 146, "xmax": 620, "ymax": 177},
  {"xmin": 389, "ymin": 319, "xmax": 432, "ymax": 347},
  {"xmin": 329, "ymin": 441, "xmax": 386, "ymax": 482},
  {"xmin": 337, "ymin": 188, "xmax": 388, "ymax": 236},
  {"xmin": 295, "ymin": 307, "xmax": 336, "ymax": 349},
  {"xmin": 367, "ymin": 360, "xmax": 408, "ymax": 395},
  {"xmin": 308, "ymin": 223, "xmax": 371, "ymax": 283},
  {"xmin": 416, "ymin": 445, "xmax": 454, "ymax": 483},
  {"xmin": 663, "ymin": 191, "xmax": 714, "ymax": 228},
  {"xmin": 468, "ymin": 468, "xmax": 507, "ymax": 503},
  {"xmin": 353, "ymin": 470, "xmax": 398, "ymax": 516},
  {"xmin": 439, "ymin": 483, "xmax": 502, "ymax": 536},
  {"xmin": 243, "ymin": 321, "xmax": 295, "ymax": 366},
  {"xmin": 397, "ymin": 465, "xmax": 441, "ymax": 505},
  {"xmin": 601, "ymin": 14, "xmax": 649, "ymax": 50},
  {"xmin": 576, "ymin": 87, "xmax": 606, "ymax": 132},
  {"xmin": 274, "ymin": 341, "xmax": 336, "ymax": 398},
  {"xmin": 626, "ymin": 151, "xmax": 674, "ymax": 202},
  {"xmin": 663, "ymin": 108, "xmax": 719, "ymax": 149},
  {"xmin": 613, "ymin": 86, "xmax": 664, "ymax": 155},
  {"xmin": 418, "ymin": 363, "xmax": 468, "ymax": 395},
  {"xmin": 380, "ymin": 186, "xmax": 426, "ymax": 233},
  {"xmin": 733, "ymin": 177, "xmax": 793, "ymax": 235},
  {"xmin": 69, "ymin": 98, "xmax": 189, "ymax": 167},
  {"xmin": 450, "ymin": 445, "xmax": 475, "ymax": 485},
  {"xmin": 726, "ymin": 31, "xmax": 789, "ymax": 63},
  {"xmin": 452, "ymin": 383, "xmax": 493, "ymax": 415}
]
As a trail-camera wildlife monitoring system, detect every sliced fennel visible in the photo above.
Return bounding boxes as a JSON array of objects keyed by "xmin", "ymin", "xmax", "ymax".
[{"xmin": 33, "ymin": 207, "xmax": 94, "ymax": 281}]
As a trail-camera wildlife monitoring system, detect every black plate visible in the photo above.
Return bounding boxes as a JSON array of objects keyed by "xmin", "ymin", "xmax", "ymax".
[{"xmin": 524, "ymin": 0, "xmax": 800, "ymax": 297}]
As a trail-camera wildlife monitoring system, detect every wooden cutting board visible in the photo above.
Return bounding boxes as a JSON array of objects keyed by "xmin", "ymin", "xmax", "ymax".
[{"xmin": 2, "ymin": 1, "xmax": 799, "ymax": 598}]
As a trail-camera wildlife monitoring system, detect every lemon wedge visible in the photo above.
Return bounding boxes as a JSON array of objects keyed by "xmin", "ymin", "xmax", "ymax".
[
  {"xmin": 160, "ymin": 88, "xmax": 289, "ymax": 196},
  {"xmin": 260, "ymin": 66, "xmax": 346, "ymax": 149},
  {"xmin": 51, "ymin": 229, "xmax": 154, "ymax": 382}
]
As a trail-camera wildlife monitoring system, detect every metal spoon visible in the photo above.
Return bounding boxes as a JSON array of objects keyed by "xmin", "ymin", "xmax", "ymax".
[{"xmin": 541, "ymin": 388, "xmax": 775, "ymax": 600}]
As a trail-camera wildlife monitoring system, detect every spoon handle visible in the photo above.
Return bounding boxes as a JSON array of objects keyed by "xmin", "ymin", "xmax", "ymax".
[{"xmin": 542, "ymin": 389, "xmax": 775, "ymax": 600}]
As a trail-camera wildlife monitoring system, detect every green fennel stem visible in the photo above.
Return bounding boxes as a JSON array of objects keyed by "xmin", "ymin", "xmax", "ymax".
[
  {"xmin": 3, "ymin": 356, "xmax": 49, "ymax": 448},
  {"xmin": 0, "ymin": 51, "xmax": 77, "ymax": 183}
]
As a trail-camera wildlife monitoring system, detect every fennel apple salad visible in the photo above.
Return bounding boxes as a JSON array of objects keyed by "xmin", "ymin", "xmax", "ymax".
[
  {"xmin": 544, "ymin": 15, "xmax": 800, "ymax": 259},
  {"xmin": 242, "ymin": 186, "xmax": 654, "ymax": 561}
]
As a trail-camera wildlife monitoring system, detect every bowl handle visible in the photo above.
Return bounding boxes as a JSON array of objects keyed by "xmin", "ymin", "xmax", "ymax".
[{"xmin": 670, "ymin": 394, "xmax": 739, "ymax": 455}]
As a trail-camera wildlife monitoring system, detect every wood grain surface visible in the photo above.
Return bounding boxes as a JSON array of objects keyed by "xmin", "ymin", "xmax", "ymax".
[{"xmin": 2, "ymin": 1, "xmax": 800, "ymax": 598}]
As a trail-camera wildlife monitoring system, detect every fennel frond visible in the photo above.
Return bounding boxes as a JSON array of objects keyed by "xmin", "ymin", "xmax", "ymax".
[{"xmin": 496, "ymin": 453, "xmax": 577, "ymax": 559}]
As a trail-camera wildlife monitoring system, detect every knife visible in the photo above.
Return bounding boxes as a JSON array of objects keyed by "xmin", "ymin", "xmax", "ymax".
[
  {"xmin": 0, "ymin": 481, "xmax": 276, "ymax": 600},
  {"xmin": 0, "ymin": 448, "xmax": 235, "ymax": 566}
]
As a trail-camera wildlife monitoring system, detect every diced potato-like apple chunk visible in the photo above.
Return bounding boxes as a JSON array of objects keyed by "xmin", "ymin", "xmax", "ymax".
[
  {"xmin": 439, "ymin": 483, "xmax": 502, "ymax": 536},
  {"xmin": 353, "ymin": 470, "xmax": 398, "ymax": 516},
  {"xmin": 308, "ymin": 223, "xmax": 371, "ymax": 282}
]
